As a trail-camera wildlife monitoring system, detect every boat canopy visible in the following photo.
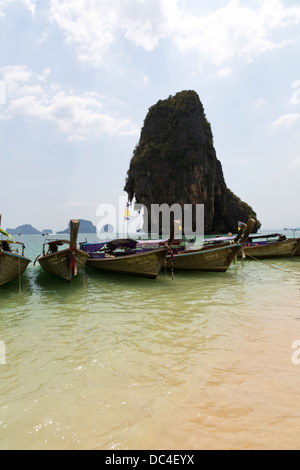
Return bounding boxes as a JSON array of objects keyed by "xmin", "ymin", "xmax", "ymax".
[
  {"xmin": 107, "ymin": 239, "xmax": 138, "ymax": 249},
  {"xmin": 0, "ymin": 238, "xmax": 26, "ymax": 255},
  {"xmin": 204, "ymin": 236, "xmax": 235, "ymax": 243},
  {"xmin": 43, "ymin": 239, "xmax": 70, "ymax": 248},
  {"xmin": 137, "ymin": 238, "xmax": 169, "ymax": 247},
  {"xmin": 247, "ymin": 233, "xmax": 282, "ymax": 241},
  {"xmin": 81, "ymin": 238, "xmax": 139, "ymax": 252}
]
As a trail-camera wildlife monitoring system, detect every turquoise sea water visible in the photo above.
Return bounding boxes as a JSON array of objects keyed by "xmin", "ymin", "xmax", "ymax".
[{"xmin": 0, "ymin": 232, "xmax": 300, "ymax": 450}]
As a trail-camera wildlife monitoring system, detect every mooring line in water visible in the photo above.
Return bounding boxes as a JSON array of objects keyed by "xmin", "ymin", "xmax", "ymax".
[
  {"xmin": 18, "ymin": 257, "xmax": 22, "ymax": 294},
  {"xmin": 242, "ymin": 251, "xmax": 299, "ymax": 277},
  {"xmin": 83, "ymin": 265, "xmax": 86, "ymax": 289}
]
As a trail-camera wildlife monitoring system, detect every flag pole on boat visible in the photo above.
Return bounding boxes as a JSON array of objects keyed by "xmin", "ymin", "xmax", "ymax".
[{"xmin": 124, "ymin": 202, "xmax": 130, "ymax": 237}]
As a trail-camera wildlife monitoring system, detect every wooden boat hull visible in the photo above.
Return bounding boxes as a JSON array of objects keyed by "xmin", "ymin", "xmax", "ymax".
[
  {"xmin": 293, "ymin": 238, "xmax": 300, "ymax": 256},
  {"xmin": 86, "ymin": 248, "xmax": 169, "ymax": 279},
  {"xmin": 0, "ymin": 251, "xmax": 31, "ymax": 286},
  {"xmin": 165, "ymin": 244, "xmax": 241, "ymax": 272},
  {"xmin": 37, "ymin": 249, "xmax": 89, "ymax": 281},
  {"xmin": 239, "ymin": 238, "xmax": 298, "ymax": 259}
]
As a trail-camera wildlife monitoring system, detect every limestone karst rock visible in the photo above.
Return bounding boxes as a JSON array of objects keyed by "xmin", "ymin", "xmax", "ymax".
[{"xmin": 124, "ymin": 90, "xmax": 260, "ymax": 235}]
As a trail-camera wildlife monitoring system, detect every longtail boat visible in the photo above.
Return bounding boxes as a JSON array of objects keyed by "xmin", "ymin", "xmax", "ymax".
[
  {"xmin": 294, "ymin": 240, "xmax": 300, "ymax": 256},
  {"xmin": 165, "ymin": 243, "xmax": 243, "ymax": 272},
  {"xmin": 201, "ymin": 226, "xmax": 300, "ymax": 259},
  {"xmin": 165, "ymin": 218, "xmax": 255, "ymax": 272},
  {"xmin": 0, "ymin": 215, "xmax": 31, "ymax": 286},
  {"xmin": 156, "ymin": 218, "xmax": 255, "ymax": 273},
  {"xmin": 35, "ymin": 220, "xmax": 89, "ymax": 281},
  {"xmin": 284, "ymin": 228, "xmax": 300, "ymax": 256},
  {"xmin": 239, "ymin": 233, "xmax": 299, "ymax": 259},
  {"xmin": 81, "ymin": 236, "xmax": 172, "ymax": 279}
]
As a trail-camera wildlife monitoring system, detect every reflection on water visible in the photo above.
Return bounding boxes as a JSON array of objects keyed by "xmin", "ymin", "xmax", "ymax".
[{"xmin": 0, "ymin": 235, "xmax": 299, "ymax": 449}]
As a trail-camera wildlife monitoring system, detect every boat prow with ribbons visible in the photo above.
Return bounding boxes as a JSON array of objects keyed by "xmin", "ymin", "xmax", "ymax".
[{"xmin": 35, "ymin": 219, "xmax": 89, "ymax": 281}]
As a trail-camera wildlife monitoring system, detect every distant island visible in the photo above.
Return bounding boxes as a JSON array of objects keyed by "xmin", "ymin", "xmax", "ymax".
[
  {"xmin": 6, "ymin": 224, "xmax": 42, "ymax": 235},
  {"xmin": 57, "ymin": 219, "xmax": 97, "ymax": 234},
  {"xmin": 6, "ymin": 220, "xmax": 96, "ymax": 235}
]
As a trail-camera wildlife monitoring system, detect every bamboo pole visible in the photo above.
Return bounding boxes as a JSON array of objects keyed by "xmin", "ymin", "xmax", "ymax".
[{"xmin": 70, "ymin": 219, "xmax": 80, "ymax": 250}]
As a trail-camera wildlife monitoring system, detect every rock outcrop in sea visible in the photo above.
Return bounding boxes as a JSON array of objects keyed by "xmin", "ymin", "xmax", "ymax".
[
  {"xmin": 6, "ymin": 224, "xmax": 41, "ymax": 235},
  {"xmin": 57, "ymin": 219, "xmax": 97, "ymax": 234},
  {"xmin": 124, "ymin": 90, "xmax": 260, "ymax": 234}
]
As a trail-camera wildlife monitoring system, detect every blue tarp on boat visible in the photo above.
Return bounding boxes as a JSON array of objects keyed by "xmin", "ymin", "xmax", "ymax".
[{"xmin": 80, "ymin": 242, "xmax": 108, "ymax": 252}]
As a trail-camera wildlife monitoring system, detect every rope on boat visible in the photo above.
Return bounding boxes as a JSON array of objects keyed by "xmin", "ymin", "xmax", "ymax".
[
  {"xmin": 164, "ymin": 243, "xmax": 174, "ymax": 280},
  {"xmin": 169, "ymin": 248, "xmax": 174, "ymax": 280},
  {"xmin": 83, "ymin": 264, "xmax": 86, "ymax": 289},
  {"xmin": 242, "ymin": 250, "xmax": 299, "ymax": 277},
  {"xmin": 18, "ymin": 257, "xmax": 22, "ymax": 294}
]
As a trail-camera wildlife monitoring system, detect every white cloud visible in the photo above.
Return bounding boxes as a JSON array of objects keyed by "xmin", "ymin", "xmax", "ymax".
[
  {"xmin": 285, "ymin": 157, "xmax": 300, "ymax": 169},
  {"xmin": 0, "ymin": 65, "xmax": 32, "ymax": 90},
  {"xmin": 171, "ymin": 0, "xmax": 300, "ymax": 67},
  {"xmin": 20, "ymin": 0, "xmax": 36, "ymax": 14},
  {"xmin": 287, "ymin": 80, "xmax": 300, "ymax": 106},
  {"xmin": 48, "ymin": 0, "xmax": 300, "ymax": 70},
  {"xmin": 217, "ymin": 67, "xmax": 233, "ymax": 77},
  {"xmin": 252, "ymin": 97, "xmax": 267, "ymax": 109},
  {"xmin": 132, "ymin": 74, "xmax": 150, "ymax": 89},
  {"xmin": 271, "ymin": 113, "xmax": 300, "ymax": 129},
  {"xmin": 49, "ymin": 0, "xmax": 173, "ymax": 65},
  {"xmin": 0, "ymin": 65, "xmax": 138, "ymax": 141},
  {"xmin": 0, "ymin": 0, "xmax": 36, "ymax": 16},
  {"xmin": 38, "ymin": 68, "xmax": 51, "ymax": 82}
]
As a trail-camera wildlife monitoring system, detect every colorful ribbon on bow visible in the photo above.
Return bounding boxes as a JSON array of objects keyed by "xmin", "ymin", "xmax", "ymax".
[{"xmin": 69, "ymin": 248, "xmax": 78, "ymax": 276}]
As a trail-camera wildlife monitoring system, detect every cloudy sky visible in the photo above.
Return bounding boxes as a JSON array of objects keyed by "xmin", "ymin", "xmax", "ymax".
[{"xmin": 1, "ymin": 0, "xmax": 300, "ymax": 232}]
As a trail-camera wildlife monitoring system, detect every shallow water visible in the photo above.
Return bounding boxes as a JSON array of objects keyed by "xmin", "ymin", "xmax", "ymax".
[{"xmin": 0, "ymin": 234, "xmax": 299, "ymax": 449}]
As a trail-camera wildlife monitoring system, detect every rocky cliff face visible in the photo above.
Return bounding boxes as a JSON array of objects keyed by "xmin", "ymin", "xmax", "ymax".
[{"xmin": 124, "ymin": 90, "xmax": 260, "ymax": 234}]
